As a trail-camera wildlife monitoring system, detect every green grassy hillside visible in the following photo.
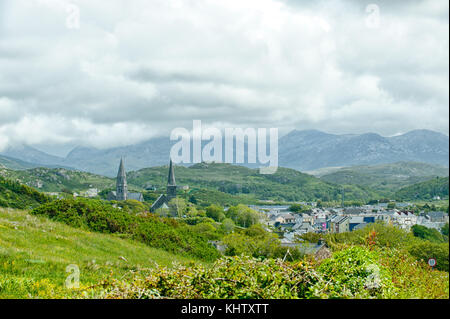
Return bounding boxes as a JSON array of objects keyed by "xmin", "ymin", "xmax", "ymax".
[
  {"xmin": 128, "ymin": 163, "xmax": 379, "ymax": 202},
  {"xmin": 0, "ymin": 167, "xmax": 118, "ymax": 193},
  {"xmin": 319, "ymin": 162, "xmax": 449, "ymax": 196},
  {"xmin": 0, "ymin": 208, "xmax": 199, "ymax": 298},
  {"xmin": 0, "ymin": 176, "xmax": 50, "ymax": 209},
  {"xmin": 395, "ymin": 177, "xmax": 449, "ymax": 201}
]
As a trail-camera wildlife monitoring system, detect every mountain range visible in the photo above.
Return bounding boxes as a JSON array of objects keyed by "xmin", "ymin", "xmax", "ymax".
[{"xmin": 1, "ymin": 129, "xmax": 448, "ymax": 176}]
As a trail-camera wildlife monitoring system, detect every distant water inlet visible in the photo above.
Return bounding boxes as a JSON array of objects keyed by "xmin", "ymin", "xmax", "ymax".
[{"xmin": 170, "ymin": 120, "xmax": 278, "ymax": 174}]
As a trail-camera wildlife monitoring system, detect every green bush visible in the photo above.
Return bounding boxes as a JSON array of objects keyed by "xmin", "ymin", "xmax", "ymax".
[
  {"xmin": 31, "ymin": 198, "xmax": 220, "ymax": 261},
  {"xmin": 0, "ymin": 176, "xmax": 51, "ymax": 209},
  {"xmin": 311, "ymin": 246, "xmax": 396, "ymax": 298},
  {"xmin": 411, "ymin": 224, "xmax": 446, "ymax": 243},
  {"xmin": 407, "ymin": 241, "xmax": 449, "ymax": 271},
  {"xmin": 98, "ymin": 256, "xmax": 321, "ymax": 299}
]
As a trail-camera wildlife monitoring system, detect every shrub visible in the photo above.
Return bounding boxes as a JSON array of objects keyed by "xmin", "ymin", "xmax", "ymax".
[
  {"xmin": 97, "ymin": 256, "xmax": 321, "ymax": 299},
  {"xmin": 407, "ymin": 241, "xmax": 449, "ymax": 271},
  {"xmin": 311, "ymin": 246, "xmax": 396, "ymax": 299},
  {"xmin": 31, "ymin": 198, "xmax": 220, "ymax": 261}
]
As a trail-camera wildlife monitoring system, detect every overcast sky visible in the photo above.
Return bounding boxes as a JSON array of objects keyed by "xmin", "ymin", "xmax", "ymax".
[{"xmin": 0, "ymin": 0, "xmax": 448, "ymax": 155}]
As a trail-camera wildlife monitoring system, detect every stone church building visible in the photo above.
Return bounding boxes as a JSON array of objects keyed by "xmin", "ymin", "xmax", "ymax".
[
  {"xmin": 107, "ymin": 158, "xmax": 144, "ymax": 202},
  {"xmin": 150, "ymin": 159, "xmax": 177, "ymax": 212}
]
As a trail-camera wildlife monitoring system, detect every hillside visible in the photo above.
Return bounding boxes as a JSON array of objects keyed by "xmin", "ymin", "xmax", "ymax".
[
  {"xmin": 318, "ymin": 162, "xmax": 449, "ymax": 196},
  {"xmin": 0, "ymin": 208, "xmax": 199, "ymax": 298},
  {"xmin": 2, "ymin": 129, "xmax": 448, "ymax": 176},
  {"xmin": 0, "ymin": 167, "xmax": 117, "ymax": 193},
  {"xmin": 395, "ymin": 177, "xmax": 449, "ymax": 201},
  {"xmin": 0, "ymin": 155, "xmax": 39, "ymax": 170},
  {"xmin": 128, "ymin": 162, "xmax": 379, "ymax": 202},
  {"xmin": 279, "ymin": 129, "xmax": 449, "ymax": 171},
  {"xmin": 0, "ymin": 176, "xmax": 50, "ymax": 209}
]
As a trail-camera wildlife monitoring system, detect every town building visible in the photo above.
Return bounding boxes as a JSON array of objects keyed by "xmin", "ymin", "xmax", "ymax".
[
  {"xmin": 150, "ymin": 159, "xmax": 178, "ymax": 212},
  {"xmin": 107, "ymin": 158, "xmax": 143, "ymax": 202}
]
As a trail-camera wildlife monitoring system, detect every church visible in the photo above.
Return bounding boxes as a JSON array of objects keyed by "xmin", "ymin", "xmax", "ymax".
[
  {"xmin": 107, "ymin": 158, "xmax": 144, "ymax": 202},
  {"xmin": 150, "ymin": 159, "xmax": 177, "ymax": 212}
]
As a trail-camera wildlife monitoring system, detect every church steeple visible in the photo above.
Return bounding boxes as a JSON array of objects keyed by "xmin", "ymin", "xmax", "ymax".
[
  {"xmin": 168, "ymin": 159, "xmax": 176, "ymax": 186},
  {"xmin": 167, "ymin": 159, "xmax": 177, "ymax": 199},
  {"xmin": 116, "ymin": 157, "xmax": 128, "ymax": 201}
]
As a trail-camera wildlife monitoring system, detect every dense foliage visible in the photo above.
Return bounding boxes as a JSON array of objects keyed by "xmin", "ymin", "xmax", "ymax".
[
  {"xmin": 222, "ymin": 224, "xmax": 304, "ymax": 260},
  {"xmin": 92, "ymin": 245, "xmax": 448, "ymax": 299},
  {"xmin": 395, "ymin": 177, "xmax": 449, "ymax": 201},
  {"xmin": 31, "ymin": 198, "xmax": 220, "ymax": 261},
  {"xmin": 0, "ymin": 176, "xmax": 51, "ymax": 209},
  {"xmin": 411, "ymin": 224, "xmax": 447, "ymax": 243}
]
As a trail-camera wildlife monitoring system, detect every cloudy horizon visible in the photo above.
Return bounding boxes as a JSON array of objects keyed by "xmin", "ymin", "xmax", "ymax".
[{"xmin": 0, "ymin": 0, "xmax": 448, "ymax": 154}]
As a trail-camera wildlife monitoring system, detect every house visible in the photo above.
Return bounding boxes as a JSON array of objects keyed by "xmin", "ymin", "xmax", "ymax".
[
  {"xmin": 276, "ymin": 213, "xmax": 296, "ymax": 224},
  {"xmin": 349, "ymin": 216, "xmax": 365, "ymax": 231},
  {"xmin": 392, "ymin": 211, "xmax": 417, "ymax": 230},
  {"xmin": 428, "ymin": 211, "xmax": 448, "ymax": 223},
  {"xmin": 313, "ymin": 218, "xmax": 328, "ymax": 232},
  {"xmin": 330, "ymin": 215, "xmax": 350, "ymax": 233},
  {"xmin": 302, "ymin": 214, "xmax": 314, "ymax": 225}
]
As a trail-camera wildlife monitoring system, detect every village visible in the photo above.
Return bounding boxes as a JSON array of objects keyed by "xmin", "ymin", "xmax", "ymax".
[{"xmin": 251, "ymin": 203, "xmax": 449, "ymax": 246}]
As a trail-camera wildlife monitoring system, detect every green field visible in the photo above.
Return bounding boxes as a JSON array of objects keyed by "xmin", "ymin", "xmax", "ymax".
[{"xmin": 0, "ymin": 208, "xmax": 200, "ymax": 299}]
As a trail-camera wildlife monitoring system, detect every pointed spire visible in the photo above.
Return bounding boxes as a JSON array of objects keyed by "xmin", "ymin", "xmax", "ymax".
[
  {"xmin": 168, "ymin": 158, "xmax": 176, "ymax": 186},
  {"xmin": 116, "ymin": 157, "xmax": 127, "ymax": 201},
  {"xmin": 117, "ymin": 157, "xmax": 126, "ymax": 179}
]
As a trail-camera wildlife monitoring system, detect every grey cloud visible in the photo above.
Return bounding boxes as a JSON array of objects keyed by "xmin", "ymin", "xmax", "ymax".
[{"xmin": 0, "ymin": 0, "xmax": 448, "ymax": 151}]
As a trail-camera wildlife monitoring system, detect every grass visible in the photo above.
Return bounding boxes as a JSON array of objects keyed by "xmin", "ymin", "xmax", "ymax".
[{"xmin": 0, "ymin": 208, "xmax": 201, "ymax": 299}]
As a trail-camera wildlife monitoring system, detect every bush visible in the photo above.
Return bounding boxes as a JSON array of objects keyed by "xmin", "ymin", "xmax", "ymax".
[
  {"xmin": 98, "ymin": 256, "xmax": 321, "ymax": 299},
  {"xmin": 411, "ymin": 224, "xmax": 446, "ymax": 243},
  {"xmin": 31, "ymin": 198, "xmax": 220, "ymax": 261},
  {"xmin": 407, "ymin": 241, "xmax": 449, "ymax": 271},
  {"xmin": 311, "ymin": 246, "xmax": 396, "ymax": 299}
]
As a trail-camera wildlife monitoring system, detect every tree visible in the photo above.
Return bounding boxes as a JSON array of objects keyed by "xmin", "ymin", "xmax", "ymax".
[
  {"xmin": 226, "ymin": 205, "xmax": 261, "ymax": 228},
  {"xmin": 168, "ymin": 198, "xmax": 187, "ymax": 217},
  {"xmin": 387, "ymin": 202, "xmax": 396, "ymax": 209},
  {"xmin": 221, "ymin": 218, "xmax": 235, "ymax": 233},
  {"xmin": 411, "ymin": 224, "xmax": 445, "ymax": 243},
  {"xmin": 206, "ymin": 205, "xmax": 225, "ymax": 222},
  {"xmin": 441, "ymin": 223, "xmax": 449, "ymax": 237},
  {"xmin": 288, "ymin": 204, "xmax": 310, "ymax": 213}
]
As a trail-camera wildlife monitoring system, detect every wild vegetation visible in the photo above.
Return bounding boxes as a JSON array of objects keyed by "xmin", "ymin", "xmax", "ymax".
[
  {"xmin": 0, "ymin": 167, "xmax": 117, "ymax": 193},
  {"xmin": 31, "ymin": 198, "xmax": 220, "ymax": 262},
  {"xmin": 0, "ymin": 169, "xmax": 448, "ymax": 299},
  {"xmin": 0, "ymin": 208, "xmax": 200, "ymax": 299},
  {"xmin": 394, "ymin": 177, "xmax": 449, "ymax": 201},
  {"xmin": 0, "ymin": 176, "xmax": 50, "ymax": 209}
]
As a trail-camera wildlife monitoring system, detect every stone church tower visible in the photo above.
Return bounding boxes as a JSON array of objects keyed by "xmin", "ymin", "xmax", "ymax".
[
  {"xmin": 167, "ymin": 159, "xmax": 177, "ymax": 200},
  {"xmin": 150, "ymin": 158, "xmax": 178, "ymax": 212},
  {"xmin": 116, "ymin": 157, "xmax": 128, "ymax": 201}
]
